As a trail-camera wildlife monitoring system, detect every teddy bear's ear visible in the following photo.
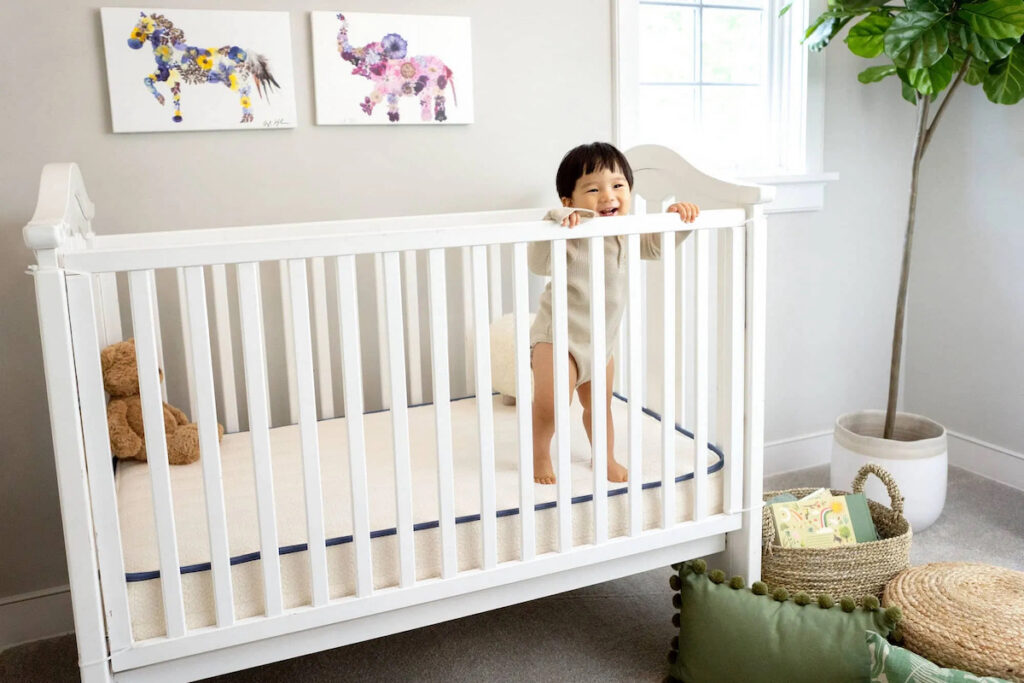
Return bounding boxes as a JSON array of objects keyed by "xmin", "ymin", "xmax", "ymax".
[{"xmin": 100, "ymin": 339, "xmax": 140, "ymax": 397}]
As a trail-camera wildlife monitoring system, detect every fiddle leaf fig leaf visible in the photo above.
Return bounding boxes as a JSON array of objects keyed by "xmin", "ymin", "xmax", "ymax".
[
  {"xmin": 859, "ymin": 64, "xmax": 899, "ymax": 82},
  {"xmin": 958, "ymin": 0, "xmax": 1024, "ymax": 41},
  {"xmin": 884, "ymin": 12, "xmax": 951, "ymax": 69},
  {"xmin": 965, "ymin": 56, "xmax": 991, "ymax": 83},
  {"xmin": 908, "ymin": 0, "xmax": 951, "ymax": 11},
  {"xmin": 957, "ymin": 23, "xmax": 1018, "ymax": 60},
  {"xmin": 982, "ymin": 43, "xmax": 1024, "ymax": 102},
  {"xmin": 907, "ymin": 52, "xmax": 957, "ymax": 92},
  {"xmin": 847, "ymin": 14, "xmax": 894, "ymax": 57},
  {"xmin": 806, "ymin": 13, "xmax": 855, "ymax": 51},
  {"xmin": 901, "ymin": 79, "xmax": 920, "ymax": 103}
]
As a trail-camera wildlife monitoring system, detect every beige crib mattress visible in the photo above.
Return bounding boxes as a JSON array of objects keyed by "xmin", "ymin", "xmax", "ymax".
[{"xmin": 116, "ymin": 395, "xmax": 724, "ymax": 641}]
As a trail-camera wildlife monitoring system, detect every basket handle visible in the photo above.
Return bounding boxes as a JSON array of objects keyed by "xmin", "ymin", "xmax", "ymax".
[{"xmin": 851, "ymin": 464, "xmax": 904, "ymax": 517}]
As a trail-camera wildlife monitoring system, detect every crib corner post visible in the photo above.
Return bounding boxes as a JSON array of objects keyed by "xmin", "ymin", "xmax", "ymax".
[
  {"xmin": 724, "ymin": 203, "xmax": 767, "ymax": 582},
  {"xmin": 30, "ymin": 267, "xmax": 113, "ymax": 683}
]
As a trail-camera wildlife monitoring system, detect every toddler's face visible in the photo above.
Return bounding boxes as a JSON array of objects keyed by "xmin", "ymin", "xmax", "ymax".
[{"xmin": 562, "ymin": 166, "xmax": 632, "ymax": 217}]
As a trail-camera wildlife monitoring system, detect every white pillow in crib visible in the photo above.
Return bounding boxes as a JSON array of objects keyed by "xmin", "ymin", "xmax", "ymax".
[{"xmin": 489, "ymin": 312, "xmax": 535, "ymax": 400}]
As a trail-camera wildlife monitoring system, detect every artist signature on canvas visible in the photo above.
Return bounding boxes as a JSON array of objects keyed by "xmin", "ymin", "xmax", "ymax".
[{"xmin": 262, "ymin": 118, "xmax": 289, "ymax": 128}]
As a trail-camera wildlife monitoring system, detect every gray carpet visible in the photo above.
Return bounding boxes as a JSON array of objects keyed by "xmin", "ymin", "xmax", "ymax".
[{"xmin": 2, "ymin": 465, "xmax": 1021, "ymax": 682}]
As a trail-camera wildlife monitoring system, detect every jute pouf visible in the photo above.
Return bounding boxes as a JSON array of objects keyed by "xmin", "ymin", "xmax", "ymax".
[{"xmin": 883, "ymin": 562, "xmax": 1024, "ymax": 682}]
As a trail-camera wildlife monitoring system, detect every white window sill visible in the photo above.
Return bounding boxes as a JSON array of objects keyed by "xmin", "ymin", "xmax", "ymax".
[{"xmin": 738, "ymin": 171, "xmax": 840, "ymax": 215}]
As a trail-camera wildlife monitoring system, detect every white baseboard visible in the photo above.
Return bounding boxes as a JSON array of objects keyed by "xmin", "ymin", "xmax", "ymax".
[
  {"xmin": 762, "ymin": 426, "xmax": 1024, "ymax": 492},
  {"xmin": 947, "ymin": 430, "xmax": 1024, "ymax": 492},
  {"xmin": 764, "ymin": 430, "xmax": 832, "ymax": 476},
  {"xmin": 0, "ymin": 584, "xmax": 74, "ymax": 653}
]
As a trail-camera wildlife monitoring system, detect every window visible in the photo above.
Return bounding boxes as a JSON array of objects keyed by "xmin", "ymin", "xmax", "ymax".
[{"xmin": 615, "ymin": 0, "xmax": 813, "ymax": 177}]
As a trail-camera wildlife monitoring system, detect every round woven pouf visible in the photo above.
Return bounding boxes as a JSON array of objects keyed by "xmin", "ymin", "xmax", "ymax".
[{"xmin": 883, "ymin": 562, "xmax": 1024, "ymax": 682}]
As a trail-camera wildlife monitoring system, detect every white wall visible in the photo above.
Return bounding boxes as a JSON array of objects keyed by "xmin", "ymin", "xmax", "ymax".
[{"xmin": 905, "ymin": 91, "xmax": 1024, "ymax": 455}]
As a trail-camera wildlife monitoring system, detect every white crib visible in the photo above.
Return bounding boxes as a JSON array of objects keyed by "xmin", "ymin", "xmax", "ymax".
[{"xmin": 25, "ymin": 145, "xmax": 773, "ymax": 682}]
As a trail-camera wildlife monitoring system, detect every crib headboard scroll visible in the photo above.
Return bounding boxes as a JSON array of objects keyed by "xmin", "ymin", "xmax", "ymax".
[{"xmin": 23, "ymin": 162, "xmax": 95, "ymax": 269}]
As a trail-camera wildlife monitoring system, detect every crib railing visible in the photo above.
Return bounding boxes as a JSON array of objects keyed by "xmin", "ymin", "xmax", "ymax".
[{"xmin": 27, "ymin": 160, "xmax": 769, "ymax": 677}]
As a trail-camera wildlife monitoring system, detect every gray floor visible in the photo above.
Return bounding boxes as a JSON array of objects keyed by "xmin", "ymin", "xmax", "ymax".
[{"xmin": 2, "ymin": 466, "xmax": 1021, "ymax": 682}]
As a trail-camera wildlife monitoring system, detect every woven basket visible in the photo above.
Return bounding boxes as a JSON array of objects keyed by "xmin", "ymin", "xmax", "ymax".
[
  {"xmin": 761, "ymin": 463, "xmax": 912, "ymax": 602},
  {"xmin": 884, "ymin": 562, "xmax": 1024, "ymax": 682}
]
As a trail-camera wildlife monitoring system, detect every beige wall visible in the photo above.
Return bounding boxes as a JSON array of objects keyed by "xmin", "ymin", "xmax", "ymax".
[
  {"xmin": 3, "ymin": 0, "xmax": 1017, "ymax": 610},
  {"xmin": 0, "ymin": 0, "xmax": 612, "ymax": 599}
]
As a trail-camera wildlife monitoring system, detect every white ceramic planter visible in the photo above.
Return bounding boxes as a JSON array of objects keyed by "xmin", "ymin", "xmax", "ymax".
[{"xmin": 830, "ymin": 410, "xmax": 947, "ymax": 532}]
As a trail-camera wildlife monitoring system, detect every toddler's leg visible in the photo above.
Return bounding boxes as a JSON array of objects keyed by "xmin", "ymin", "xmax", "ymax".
[
  {"xmin": 576, "ymin": 358, "xmax": 627, "ymax": 482},
  {"xmin": 531, "ymin": 342, "xmax": 577, "ymax": 485}
]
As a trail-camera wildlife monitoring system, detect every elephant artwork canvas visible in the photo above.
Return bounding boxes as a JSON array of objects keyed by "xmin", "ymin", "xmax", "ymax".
[
  {"xmin": 100, "ymin": 7, "xmax": 297, "ymax": 133},
  {"xmin": 311, "ymin": 12, "xmax": 474, "ymax": 125}
]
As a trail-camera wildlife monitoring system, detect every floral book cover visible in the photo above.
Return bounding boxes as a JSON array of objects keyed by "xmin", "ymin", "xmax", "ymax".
[{"xmin": 770, "ymin": 496, "xmax": 858, "ymax": 549}]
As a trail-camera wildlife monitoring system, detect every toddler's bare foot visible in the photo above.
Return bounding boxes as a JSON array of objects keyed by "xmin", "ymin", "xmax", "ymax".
[
  {"xmin": 607, "ymin": 458, "xmax": 628, "ymax": 483},
  {"xmin": 534, "ymin": 452, "xmax": 556, "ymax": 485}
]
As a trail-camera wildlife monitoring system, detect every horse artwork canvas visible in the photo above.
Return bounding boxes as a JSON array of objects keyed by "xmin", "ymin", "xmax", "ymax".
[
  {"xmin": 100, "ymin": 8, "xmax": 296, "ymax": 133},
  {"xmin": 311, "ymin": 12, "xmax": 474, "ymax": 126}
]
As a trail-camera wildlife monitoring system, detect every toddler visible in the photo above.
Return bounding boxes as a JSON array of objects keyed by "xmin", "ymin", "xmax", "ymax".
[{"xmin": 529, "ymin": 142, "xmax": 699, "ymax": 484}]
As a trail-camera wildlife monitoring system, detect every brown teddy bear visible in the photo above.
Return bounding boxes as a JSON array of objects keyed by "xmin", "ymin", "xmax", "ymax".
[{"xmin": 101, "ymin": 339, "xmax": 223, "ymax": 465}]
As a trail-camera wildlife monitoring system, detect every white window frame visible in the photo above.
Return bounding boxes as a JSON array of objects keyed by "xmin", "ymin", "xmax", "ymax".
[{"xmin": 613, "ymin": 0, "xmax": 836, "ymax": 212}]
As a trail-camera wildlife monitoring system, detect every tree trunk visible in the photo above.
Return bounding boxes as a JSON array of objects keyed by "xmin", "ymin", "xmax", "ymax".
[{"xmin": 884, "ymin": 96, "xmax": 931, "ymax": 439}]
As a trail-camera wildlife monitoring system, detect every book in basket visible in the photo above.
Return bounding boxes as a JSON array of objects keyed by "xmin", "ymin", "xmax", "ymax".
[{"xmin": 770, "ymin": 494, "xmax": 859, "ymax": 549}]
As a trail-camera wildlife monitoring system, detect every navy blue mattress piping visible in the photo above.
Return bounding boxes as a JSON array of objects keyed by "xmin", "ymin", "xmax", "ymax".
[{"xmin": 123, "ymin": 392, "xmax": 725, "ymax": 582}]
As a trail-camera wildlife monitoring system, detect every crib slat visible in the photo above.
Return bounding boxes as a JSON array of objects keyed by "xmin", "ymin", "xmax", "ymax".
[
  {"xmin": 97, "ymin": 271, "xmax": 123, "ymax": 343},
  {"xmin": 211, "ymin": 264, "xmax": 239, "ymax": 433},
  {"xmin": 236, "ymin": 263, "xmax": 284, "ymax": 616},
  {"xmin": 128, "ymin": 269, "xmax": 186, "ymax": 638},
  {"xmin": 472, "ymin": 246, "xmax": 498, "ymax": 569},
  {"xmin": 288, "ymin": 259, "xmax": 330, "ymax": 607},
  {"xmin": 403, "ymin": 251, "xmax": 423, "ymax": 405},
  {"xmin": 427, "ymin": 249, "xmax": 458, "ymax": 579},
  {"xmin": 460, "ymin": 247, "xmax": 475, "ymax": 396},
  {"xmin": 279, "ymin": 260, "xmax": 299, "ymax": 425},
  {"xmin": 150, "ymin": 279, "xmax": 168, "ymax": 402},
  {"xmin": 384, "ymin": 252, "xmax": 416, "ymax": 587},
  {"xmin": 66, "ymin": 275, "xmax": 133, "ymax": 651},
  {"xmin": 726, "ymin": 227, "xmax": 746, "ymax": 514},
  {"xmin": 311, "ymin": 257, "xmax": 335, "ymax": 419},
  {"xmin": 588, "ymin": 237, "xmax": 608, "ymax": 544},
  {"xmin": 660, "ymin": 232, "xmax": 676, "ymax": 528},
  {"xmin": 551, "ymin": 238, "xmax": 572, "ymax": 552},
  {"xmin": 374, "ymin": 253, "xmax": 392, "ymax": 409},
  {"xmin": 184, "ymin": 266, "xmax": 235, "ymax": 626},
  {"xmin": 677, "ymin": 239, "xmax": 688, "ymax": 430},
  {"xmin": 512, "ymin": 243, "xmax": 535, "ymax": 561},
  {"xmin": 176, "ymin": 269, "xmax": 199, "ymax": 421},
  {"xmin": 488, "ymin": 244, "xmax": 502, "ymax": 321},
  {"xmin": 693, "ymin": 232, "xmax": 710, "ymax": 521},
  {"xmin": 335, "ymin": 255, "xmax": 373, "ymax": 596},
  {"xmin": 627, "ymin": 235, "xmax": 643, "ymax": 536}
]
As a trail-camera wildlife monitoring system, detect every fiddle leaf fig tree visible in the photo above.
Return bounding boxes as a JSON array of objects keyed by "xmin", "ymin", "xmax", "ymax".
[{"xmin": 785, "ymin": 0, "xmax": 1024, "ymax": 438}]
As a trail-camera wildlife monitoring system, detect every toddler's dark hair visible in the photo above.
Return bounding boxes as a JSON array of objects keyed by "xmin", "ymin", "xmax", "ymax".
[{"xmin": 556, "ymin": 142, "xmax": 634, "ymax": 200}]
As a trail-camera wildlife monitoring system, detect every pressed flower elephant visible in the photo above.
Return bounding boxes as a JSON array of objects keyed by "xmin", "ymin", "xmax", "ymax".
[
  {"xmin": 336, "ymin": 13, "xmax": 457, "ymax": 123},
  {"xmin": 126, "ymin": 12, "xmax": 279, "ymax": 124}
]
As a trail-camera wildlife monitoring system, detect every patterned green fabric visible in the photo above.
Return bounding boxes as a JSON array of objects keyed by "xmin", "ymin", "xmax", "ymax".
[{"xmin": 866, "ymin": 632, "xmax": 1010, "ymax": 683}]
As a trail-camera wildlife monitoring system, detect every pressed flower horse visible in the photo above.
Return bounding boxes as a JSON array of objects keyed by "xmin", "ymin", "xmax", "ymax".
[
  {"xmin": 127, "ymin": 12, "xmax": 280, "ymax": 124},
  {"xmin": 336, "ymin": 14, "xmax": 456, "ymax": 123}
]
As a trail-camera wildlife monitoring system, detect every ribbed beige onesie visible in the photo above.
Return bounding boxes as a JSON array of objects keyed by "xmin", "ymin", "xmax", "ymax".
[{"xmin": 529, "ymin": 207, "xmax": 691, "ymax": 387}]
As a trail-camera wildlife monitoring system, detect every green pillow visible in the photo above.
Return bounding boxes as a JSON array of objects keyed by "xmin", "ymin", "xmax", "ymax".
[
  {"xmin": 866, "ymin": 632, "xmax": 1011, "ymax": 682},
  {"xmin": 668, "ymin": 560, "xmax": 902, "ymax": 683}
]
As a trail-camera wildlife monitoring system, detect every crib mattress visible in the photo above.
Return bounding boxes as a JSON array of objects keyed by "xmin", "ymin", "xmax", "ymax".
[{"xmin": 116, "ymin": 395, "xmax": 725, "ymax": 641}]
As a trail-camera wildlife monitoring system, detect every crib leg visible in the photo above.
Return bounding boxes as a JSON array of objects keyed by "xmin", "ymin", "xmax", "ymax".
[
  {"xmin": 501, "ymin": 394, "xmax": 516, "ymax": 406},
  {"xmin": 723, "ymin": 514, "xmax": 762, "ymax": 582}
]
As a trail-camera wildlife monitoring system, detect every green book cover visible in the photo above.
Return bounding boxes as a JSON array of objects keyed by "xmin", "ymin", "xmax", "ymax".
[
  {"xmin": 767, "ymin": 493, "xmax": 797, "ymax": 505},
  {"xmin": 844, "ymin": 493, "xmax": 878, "ymax": 543}
]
